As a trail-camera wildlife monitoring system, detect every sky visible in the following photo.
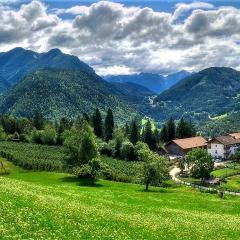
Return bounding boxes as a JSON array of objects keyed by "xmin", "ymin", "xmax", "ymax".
[{"xmin": 1, "ymin": 1, "xmax": 240, "ymax": 76}]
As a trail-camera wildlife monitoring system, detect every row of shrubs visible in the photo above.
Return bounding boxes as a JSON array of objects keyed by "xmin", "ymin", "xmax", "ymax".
[
  {"xmin": 0, "ymin": 141, "xmax": 146, "ymax": 184},
  {"xmin": 0, "ymin": 150, "xmax": 63, "ymax": 171},
  {"xmin": 0, "ymin": 142, "xmax": 65, "ymax": 172},
  {"xmin": 102, "ymin": 156, "xmax": 143, "ymax": 183}
]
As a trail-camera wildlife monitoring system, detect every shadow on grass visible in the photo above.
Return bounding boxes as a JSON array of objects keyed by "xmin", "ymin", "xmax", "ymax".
[
  {"xmin": 78, "ymin": 178, "xmax": 103, "ymax": 188},
  {"xmin": 138, "ymin": 188, "xmax": 172, "ymax": 194},
  {"xmin": 60, "ymin": 176, "xmax": 103, "ymax": 187},
  {"xmin": 60, "ymin": 176, "xmax": 79, "ymax": 183}
]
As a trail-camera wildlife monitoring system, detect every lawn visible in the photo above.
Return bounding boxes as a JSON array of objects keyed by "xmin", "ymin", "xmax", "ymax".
[
  {"xmin": 1, "ymin": 159, "xmax": 240, "ymax": 239},
  {"xmin": 211, "ymin": 168, "xmax": 240, "ymax": 178},
  {"xmin": 221, "ymin": 175, "xmax": 240, "ymax": 191}
]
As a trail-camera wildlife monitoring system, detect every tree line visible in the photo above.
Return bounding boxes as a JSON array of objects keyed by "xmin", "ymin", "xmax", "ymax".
[
  {"xmin": 0, "ymin": 110, "xmax": 172, "ymax": 190},
  {"xmin": 0, "ymin": 111, "xmax": 196, "ymax": 152},
  {"xmin": 160, "ymin": 117, "xmax": 196, "ymax": 143}
]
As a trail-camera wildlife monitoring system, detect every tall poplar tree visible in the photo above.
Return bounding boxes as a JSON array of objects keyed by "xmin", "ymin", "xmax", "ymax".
[
  {"xmin": 167, "ymin": 117, "xmax": 176, "ymax": 141},
  {"xmin": 143, "ymin": 120, "xmax": 155, "ymax": 150},
  {"xmin": 130, "ymin": 119, "xmax": 139, "ymax": 145},
  {"xmin": 160, "ymin": 124, "xmax": 168, "ymax": 143},
  {"xmin": 92, "ymin": 108, "xmax": 103, "ymax": 138},
  {"xmin": 104, "ymin": 108, "xmax": 114, "ymax": 141}
]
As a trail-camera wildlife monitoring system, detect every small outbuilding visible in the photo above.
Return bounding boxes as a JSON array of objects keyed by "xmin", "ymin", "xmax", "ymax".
[{"xmin": 165, "ymin": 136, "xmax": 207, "ymax": 156}]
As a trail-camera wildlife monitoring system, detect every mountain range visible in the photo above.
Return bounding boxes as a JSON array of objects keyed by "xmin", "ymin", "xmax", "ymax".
[
  {"xmin": 0, "ymin": 47, "xmax": 94, "ymax": 92},
  {"xmin": 0, "ymin": 48, "xmax": 156, "ymax": 121},
  {"xmin": 0, "ymin": 68, "xmax": 138, "ymax": 122},
  {"xmin": 105, "ymin": 71, "xmax": 191, "ymax": 93},
  {"xmin": 1, "ymin": 47, "xmax": 240, "ymax": 130},
  {"xmin": 151, "ymin": 67, "xmax": 240, "ymax": 123}
]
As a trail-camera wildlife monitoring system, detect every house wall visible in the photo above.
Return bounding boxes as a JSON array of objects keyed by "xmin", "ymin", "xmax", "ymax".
[
  {"xmin": 166, "ymin": 143, "xmax": 184, "ymax": 156},
  {"xmin": 208, "ymin": 143, "xmax": 240, "ymax": 159},
  {"xmin": 208, "ymin": 143, "xmax": 225, "ymax": 159},
  {"xmin": 229, "ymin": 146, "xmax": 239, "ymax": 156}
]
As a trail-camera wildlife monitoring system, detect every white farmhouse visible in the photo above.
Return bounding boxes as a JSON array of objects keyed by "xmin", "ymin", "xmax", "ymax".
[{"xmin": 207, "ymin": 133, "xmax": 240, "ymax": 159}]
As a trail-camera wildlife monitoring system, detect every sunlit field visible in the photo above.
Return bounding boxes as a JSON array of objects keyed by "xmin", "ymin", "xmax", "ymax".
[{"xmin": 1, "ymin": 160, "xmax": 240, "ymax": 240}]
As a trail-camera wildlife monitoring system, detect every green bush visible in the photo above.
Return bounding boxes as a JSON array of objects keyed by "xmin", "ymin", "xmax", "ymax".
[
  {"xmin": 120, "ymin": 141, "xmax": 136, "ymax": 161},
  {"xmin": 40, "ymin": 125, "xmax": 56, "ymax": 145}
]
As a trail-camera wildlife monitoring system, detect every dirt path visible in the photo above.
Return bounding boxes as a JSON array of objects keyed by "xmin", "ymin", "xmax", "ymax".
[{"xmin": 170, "ymin": 166, "xmax": 240, "ymax": 197}]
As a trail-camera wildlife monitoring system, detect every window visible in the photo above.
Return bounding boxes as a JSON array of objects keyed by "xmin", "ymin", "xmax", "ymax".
[{"xmin": 215, "ymin": 150, "xmax": 218, "ymax": 154}]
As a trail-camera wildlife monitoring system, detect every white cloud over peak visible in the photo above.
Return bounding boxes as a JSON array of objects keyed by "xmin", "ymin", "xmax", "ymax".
[{"xmin": 0, "ymin": 1, "xmax": 240, "ymax": 75}]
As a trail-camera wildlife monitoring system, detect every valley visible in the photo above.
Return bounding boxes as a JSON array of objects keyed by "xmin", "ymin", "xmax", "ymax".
[
  {"xmin": 1, "ymin": 48, "xmax": 240, "ymax": 135},
  {"xmin": 1, "ymin": 1, "xmax": 240, "ymax": 239}
]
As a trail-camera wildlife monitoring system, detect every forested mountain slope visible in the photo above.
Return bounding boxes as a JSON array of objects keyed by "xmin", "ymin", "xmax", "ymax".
[
  {"xmin": 151, "ymin": 67, "xmax": 240, "ymax": 123},
  {"xmin": 0, "ymin": 69, "xmax": 137, "ymax": 122}
]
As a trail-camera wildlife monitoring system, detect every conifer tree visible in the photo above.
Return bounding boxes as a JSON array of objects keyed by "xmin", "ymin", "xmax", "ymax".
[
  {"xmin": 33, "ymin": 111, "xmax": 45, "ymax": 130},
  {"xmin": 160, "ymin": 124, "xmax": 168, "ymax": 143},
  {"xmin": 176, "ymin": 118, "xmax": 186, "ymax": 139},
  {"xmin": 56, "ymin": 121, "xmax": 64, "ymax": 145},
  {"xmin": 143, "ymin": 120, "xmax": 156, "ymax": 150},
  {"xmin": 104, "ymin": 108, "xmax": 114, "ymax": 141},
  {"xmin": 176, "ymin": 118, "xmax": 196, "ymax": 139},
  {"xmin": 130, "ymin": 119, "xmax": 139, "ymax": 145},
  {"xmin": 167, "ymin": 117, "xmax": 176, "ymax": 141},
  {"xmin": 92, "ymin": 108, "xmax": 103, "ymax": 138},
  {"xmin": 124, "ymin": 122, "xmax": 130, "ymax": 138},
  {"xmin": 153, "ymin": 128, "xmax": 160, "ymax": 143}
]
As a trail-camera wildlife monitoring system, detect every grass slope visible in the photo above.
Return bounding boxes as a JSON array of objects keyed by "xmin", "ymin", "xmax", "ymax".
[
  {"xmin": 222, "ymin": 175, "xmax": 240, "ymax": 191},
  {"xmin": 1, "ymin": 160, "xmax": 240, "ymax": 239}
]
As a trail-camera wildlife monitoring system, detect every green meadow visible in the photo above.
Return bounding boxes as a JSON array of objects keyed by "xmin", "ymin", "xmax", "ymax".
[{"xmin": 1, "ymin": 159, "xmax": 240, "ymax": 239}]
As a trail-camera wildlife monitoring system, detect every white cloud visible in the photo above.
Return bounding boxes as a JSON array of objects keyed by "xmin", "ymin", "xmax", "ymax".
[
  {"xmin": 0, "ymin": 1, "xmax": 240, "ymax": 76},
  {"xmin": 55, "ymin": 6, "xmax": 89, "ymax": 15},
  {"xmin": 173, "ymin": 1, "xmax": 214, "ymax": 20},
  {"xmin": 97, "ymin": 65, "xmax": 136, "ymax": 76}
]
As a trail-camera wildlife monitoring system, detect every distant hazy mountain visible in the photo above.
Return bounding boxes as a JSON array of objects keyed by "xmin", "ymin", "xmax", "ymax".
[
  {"xmin": 150, "ymin": 67, "xmax": 240, "ymax": 123},
  {"xmin": 0, "ymin": 47, "xmax": 94, "ymax": 92},
  {"xmin": 110, "ymin": 82, "xmax": 154, "ymax": 104},
  {"xmin": 105, "ymin": 71, "xmax": 190, "ymax": 93},
  {"xmin": 0, "ymin": 68, "xmax": 137, "ymax": 122}
]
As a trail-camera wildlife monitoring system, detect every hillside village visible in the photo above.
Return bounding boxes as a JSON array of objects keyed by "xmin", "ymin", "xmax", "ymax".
[
  {"xmin": 165, "ymin": 133, "xmax": 240, "ymax": 161},
  {"xmin": 164, "ymin": 133, "xmax": 240, "ymax": 160}
]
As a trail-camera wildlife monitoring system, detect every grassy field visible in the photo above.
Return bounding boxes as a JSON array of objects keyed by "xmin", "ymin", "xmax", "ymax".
[
  {"xmin": 1, "ymin": 160, "xmax": 240, "ymax": 239},
  {"xmin": 221, "ymin": 175, "xmax": 240, "ymax": 191},
  {"xmin": 211, "ymin": 168, "xmax": 240, "ymax": 178}
]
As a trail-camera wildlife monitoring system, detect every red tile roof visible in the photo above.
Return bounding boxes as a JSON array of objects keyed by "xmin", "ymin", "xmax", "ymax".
[
  {"xmin": 228, "ymin": 133, "xmax": 240, "ymax": 139},
  {"xmin": 169, "ymin": 136, "xmax": 207, "ymax": 150},
  {"xmin": 210, "ymin": 134, "xmax": 240, "ymax": 145}
]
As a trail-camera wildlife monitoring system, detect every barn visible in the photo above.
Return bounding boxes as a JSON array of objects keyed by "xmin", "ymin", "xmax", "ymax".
[{"xmin": 165, "ymin": 136, "xmax": 207, "ymax": 156}]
